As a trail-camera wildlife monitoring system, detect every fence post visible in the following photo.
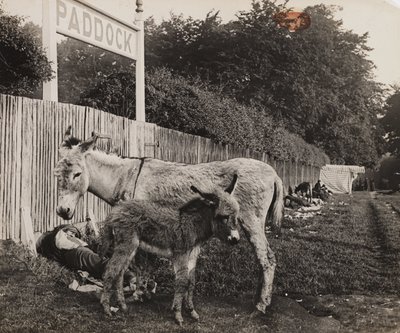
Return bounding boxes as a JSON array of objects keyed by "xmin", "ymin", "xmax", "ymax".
[
  {"xmin": 42, "ymin": 0, "xmax": 58, "ymax": 101},
  {"xmin": 20, "ymin": 207, "xmax": 37, "ymax": 256},
  {"xmin": 20, "ymin": 97, "xmax": 33, "ymax": 239},
  {"xmin": 135, "ymin": 0, "xmax": 145, "ymax": 121}
]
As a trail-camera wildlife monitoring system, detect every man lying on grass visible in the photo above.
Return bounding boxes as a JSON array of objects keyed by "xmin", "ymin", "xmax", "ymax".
[{"xmin": 36, "ymin": 224, "xmax": 155, "ymax": 299}]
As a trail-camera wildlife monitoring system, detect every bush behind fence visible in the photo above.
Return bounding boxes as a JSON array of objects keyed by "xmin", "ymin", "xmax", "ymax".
[{"xmin": 0, "ymin": 94, "xmax": 320, "ymax": 241}]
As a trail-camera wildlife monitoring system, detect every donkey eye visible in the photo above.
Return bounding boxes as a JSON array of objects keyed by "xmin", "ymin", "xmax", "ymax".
[{"xmin": 73, "ymin": 172, "xmax": 82, "ymax": 179}]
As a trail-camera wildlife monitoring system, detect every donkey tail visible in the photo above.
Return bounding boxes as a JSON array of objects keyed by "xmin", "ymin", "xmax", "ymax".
[
  {"xmin": 268, "ymin": 176, "xmax": 284, "ymax": 234},
  {"xmin": 98, "ymin": 224, "xmax": 114, "ymax": 258}
]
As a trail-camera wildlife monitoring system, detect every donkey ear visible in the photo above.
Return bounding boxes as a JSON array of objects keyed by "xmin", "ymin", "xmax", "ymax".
[
  {"xmin": 60, "ymin": 125, "xmax": 73, "ymax": 148},
  {"xmin": 225, "ymin": 174, "xmax": 238, "ymax": 194},
  {"xmin": 64, "ymin": 126, "xmax": 72, "ymax": 141},
  {"xmin": 78, "ymin": 132, "xmax": 98, "ymax": 152}
]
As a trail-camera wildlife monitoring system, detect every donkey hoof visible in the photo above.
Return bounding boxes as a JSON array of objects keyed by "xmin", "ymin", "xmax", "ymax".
[
  {"xmin": 103, "ymin": 308, "xmax": 112, "ymax": 317},
  {"xmin": 255, "ymin": 302, "xmax": 267, "ymax": 314},
  {"xmin": 174, "ymin": 313, "xmax": 184, "ymax": 326},
  {"xmin": 190, "ymin": 310, "xmax": 200, "ymax": 321},
  {"xmin": 249, "ymin": 306, "xmax": 265, "ymax": 320}
]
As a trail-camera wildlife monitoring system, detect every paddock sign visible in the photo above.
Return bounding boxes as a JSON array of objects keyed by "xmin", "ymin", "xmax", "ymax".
[
  {"xmin": 42, "ymin": 0, "xmax": 145, "ymax": 120},
  {"xmin": 56, "ymin": 0, "xmax": 138, "ymax": 59}
]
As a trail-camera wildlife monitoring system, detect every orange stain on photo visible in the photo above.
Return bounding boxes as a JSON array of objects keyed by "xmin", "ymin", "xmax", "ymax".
[{"xmin": 273, "ymin": 11, "xmax": 311, "ymax": 32}]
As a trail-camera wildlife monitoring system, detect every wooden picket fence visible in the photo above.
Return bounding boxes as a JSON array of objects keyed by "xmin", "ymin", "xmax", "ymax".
[{"xmin": 0, "ymin": 94, "xmax": 321, "ymax": 241}]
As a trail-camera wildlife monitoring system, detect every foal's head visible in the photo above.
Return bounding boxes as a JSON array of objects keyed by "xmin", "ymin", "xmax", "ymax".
[{"xmin": 186, "ymin": 175, "xmax": 241, "ymax": 245}]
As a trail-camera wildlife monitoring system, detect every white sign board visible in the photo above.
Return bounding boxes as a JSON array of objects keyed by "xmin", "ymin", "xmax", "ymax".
[
  {"xmin": 42, "ymin": 0, "xmax": 146, "ymax": 121},
  {"xmin": 56, "ymin": 0, "xmax": 139, "ymax": 60}
]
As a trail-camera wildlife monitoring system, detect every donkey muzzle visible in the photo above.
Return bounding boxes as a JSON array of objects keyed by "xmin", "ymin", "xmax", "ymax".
[{"xmin": 56, "ymin": 206, "xmax": 74, "ymax": 220}]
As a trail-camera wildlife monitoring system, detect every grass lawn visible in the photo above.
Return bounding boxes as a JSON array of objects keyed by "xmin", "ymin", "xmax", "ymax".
[
  {"xmin": 1, "ymin": 191, "xmax": 400, "ymax": 332},
  {"xmin": 272, "ymin": 192, "xmax": 400, "ymax": 296}
]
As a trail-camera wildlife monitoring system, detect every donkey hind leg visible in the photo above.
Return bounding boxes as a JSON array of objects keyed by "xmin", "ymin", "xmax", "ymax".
[
  {"xmin": 185, "ymin": 246, "xmax": 201, "ymax": 321},
  {"xmin": 253, "ymin": 234, "xmax": 276, "ymax": 313},
  {"xmin": 242, "ymin": 219, "xmax": 276, "ymax": 313},
  {"xmin": 172, "ymin": 254, "xmax": 190, "ymax": 325}
]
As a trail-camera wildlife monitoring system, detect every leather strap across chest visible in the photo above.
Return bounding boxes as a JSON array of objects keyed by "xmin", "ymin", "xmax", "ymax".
[{"xmin": 111, "ymin": 158, "xmax": 145, "ymax": 204}]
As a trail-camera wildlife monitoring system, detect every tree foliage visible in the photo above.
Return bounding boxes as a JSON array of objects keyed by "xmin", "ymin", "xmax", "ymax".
[
  {"xmin": 145, "ymin": 1, "xmax": 385, "ymax": 166},
  {"xmin": 48, "ymin": 0, "xmax": 385, "ymax": 166},
  {"xmin": 57, "ymin": 38, "xmax": 134, "ymax": 104},
  {"xmin": 0, "ymin": 8, "xmax": 52, "ymax": 95},
  {"xmin": 79, "ymin": 67, "xmax": 329, "ymax": 165},
  {"xmin": 381, "ymin": 87, "xmax": 400, "ymax": 157}
]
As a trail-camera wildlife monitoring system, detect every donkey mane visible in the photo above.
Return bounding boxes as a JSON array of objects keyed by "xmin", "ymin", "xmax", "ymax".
[{"xmin": 62, "ymin": 135, "xmax": 144, "ymax": 162}]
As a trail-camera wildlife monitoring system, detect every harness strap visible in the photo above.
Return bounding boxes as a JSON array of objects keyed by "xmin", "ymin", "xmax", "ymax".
[
  {"xmin": 132, "ymin": 158, "xmax": 145, "ymax": 199},
  {"xmin": 111, "ymin": 158, "xmax": 145, "ymax": 204}
]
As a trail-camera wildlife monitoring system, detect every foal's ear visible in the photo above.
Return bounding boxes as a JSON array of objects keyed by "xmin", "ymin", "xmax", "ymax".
[
  {"xmin": 225, "ymin": 174, "xmax": 238, "ymax": 195},
  {"xmin": 78, "ymin": 132, "xmax": 99, "ymax": 152},
  {"xmin": 191, "ymin": 186, "xmax": 218, "ymax": 207},
  {"xmin": 191, "ymin": 185, "xmax": 204, "ymax": 196}
]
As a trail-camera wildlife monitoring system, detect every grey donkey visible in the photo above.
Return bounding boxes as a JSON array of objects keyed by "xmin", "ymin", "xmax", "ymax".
[{"xmin": 99, "ymin": 175, "xmax": 241, "ymax": 325}]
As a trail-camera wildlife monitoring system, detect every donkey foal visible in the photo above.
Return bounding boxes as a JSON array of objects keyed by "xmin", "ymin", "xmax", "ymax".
[{"xmin": 99, "ymin": 175, "xmax": 240, "ymax": 325}]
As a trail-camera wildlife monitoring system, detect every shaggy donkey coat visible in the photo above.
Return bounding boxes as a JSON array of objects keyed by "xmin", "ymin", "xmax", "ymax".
[
  {"xmin": 98, "ymin": 178, "xmax": 240, "ymax": 325},
  {"xmin": 55, "ymin": 128, "xmax": 284, "ymax": 313}
]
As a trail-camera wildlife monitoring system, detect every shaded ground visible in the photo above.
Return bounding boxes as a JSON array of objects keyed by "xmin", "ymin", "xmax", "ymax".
[
  {"xmin": 1, "ymin": 192, "xmax": 400, "ymax": 332},
  {"xmin": 0, "ymin": 240, "xmax": 339, "ymax": 333}
]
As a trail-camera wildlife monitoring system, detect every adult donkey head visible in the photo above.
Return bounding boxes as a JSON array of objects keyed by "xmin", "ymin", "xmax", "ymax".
[{"xmin": 54, "ymin": 126, "xmax": 99, "ymax": 220}]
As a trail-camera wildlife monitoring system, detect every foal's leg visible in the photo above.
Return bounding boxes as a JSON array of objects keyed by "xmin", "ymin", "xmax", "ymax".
[
  {"xmin": 241, "ymin": 215, "xmax": 276, "ymax": 313},
  {"xmin": 172, "ymin": 253, "xmax": 190, "ymax": 325},
  {"xmin": 185, "ymin": 246, "xmax": 201, "ymax": 321},
  {"xmin": 100, "ymin": 236, "xmax": 139, "ymax": 315},
  {"xmin": 114, "ymin": 236, "xmax": 139, "ymax": 312},
  {"xmin": 101, "ymin": 254, "xmax": 122, "ymax": 316}
]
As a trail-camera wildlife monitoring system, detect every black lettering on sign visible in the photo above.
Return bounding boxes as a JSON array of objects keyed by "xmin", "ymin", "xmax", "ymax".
[
  {"xmin": 68, "ymin": 6, "xmax": 80, "ymax": 33},
  {"xmin": 94, "ymin": 17, "xmax": 103, "ymax": 42},
  {"xmin": 57, "ymin": 0, "xmax": 67, "ymax": 26},
  {"xmin": 116, "ymin": 28, "xmax": 122, "ymax": 49},
  {"xmin": 124, "ymin": 31, "xmax": 132, "ymax": 53},
  {"xmin": 83, "ymin": 11, "xmax": 92, "ymax": 37},
  {"xmin": 106, "ymin": 23, "xmax": 114, "ymax": 46}
]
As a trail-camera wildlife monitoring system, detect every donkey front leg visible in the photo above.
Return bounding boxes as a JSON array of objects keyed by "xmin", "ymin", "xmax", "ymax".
[
  {"xmin": 101, "ymin": 255, "xmax": 120, "ymax": 316},
  {"xmin": 116, "ymin": 237, "xmax": 139, "ymax": 312},
  {"xmin": 172, "ymin": 254, "xmax": 190, "ymax": 325},
  {"xmin": 185, "ymin": 246, "xmax": 201, "ymax": 321},
  {"xmin": 101, "ymin": 237, "xmax": 139, "ymax": 315}
]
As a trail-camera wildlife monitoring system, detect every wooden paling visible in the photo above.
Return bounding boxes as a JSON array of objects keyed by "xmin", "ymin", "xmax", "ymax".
[{"xmin": 0, "ymin": 94, "xmax": 321, "ymax": 241}]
